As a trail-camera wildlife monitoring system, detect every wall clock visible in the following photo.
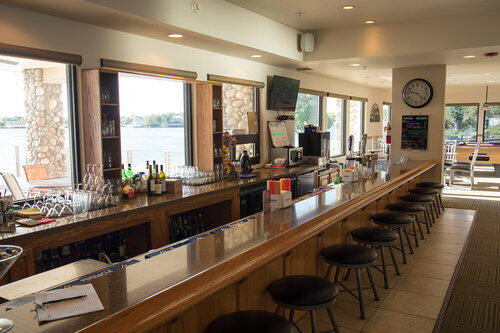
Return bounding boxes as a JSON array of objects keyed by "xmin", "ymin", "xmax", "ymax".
[{"xmin": 402, "ymin": 78, "xmax": 433, "ymax": 108}]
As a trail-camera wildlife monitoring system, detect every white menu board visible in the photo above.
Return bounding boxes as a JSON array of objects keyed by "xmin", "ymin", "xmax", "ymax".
[{"xmin": 268, "ymin": 121, "xmax": 290, "ymax": 147}]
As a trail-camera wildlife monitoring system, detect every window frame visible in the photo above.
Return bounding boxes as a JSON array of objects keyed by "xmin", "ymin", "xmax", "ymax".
[
  {"xmin": 483, "ymin": 102, "xmax": 500, "ymax": 143},
  {"xmin": 326, "ymin": 96, "xmax": 347, "ymax": 158},
  {"xmin": 66, "ymin": 65, "xmax": 81, "ymax": 184},
  {"xmin": 444, "ymin": 103, "xmax": 480, "ymax": 143},
  {"xmin": 230, "ymin": 86, "xmax": 261, "ymax": 165}
]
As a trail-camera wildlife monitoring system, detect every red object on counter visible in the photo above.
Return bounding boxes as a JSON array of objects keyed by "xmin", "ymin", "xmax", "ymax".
[{"xmin": 40, "ymin": 218, "xmax": 56, "ymax": 224}]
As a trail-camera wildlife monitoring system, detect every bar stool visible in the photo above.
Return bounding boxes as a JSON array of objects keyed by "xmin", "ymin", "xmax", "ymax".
[
  {"xmin": 370, "ymin": 211, "xmax": 414, "ymax": 264},
  {"xmin": 400, "ymin": 194, "xmax": 437, "ymax": 226},
  {"xmin": 268, "ymin": 275, "xmax": 339, "ymax": 333},
  {"xmin": 416, "ymin": 182, "xmax": 445, "ymax": 212},
  {"xmin": 408, "ymin": 187, "xmax": 441, "ymax": 216},
  {"xmin": 321, "ymin": 244, "xmax": 379, "ymax": 319},
  {"xmin": 387, "ymin": 201, "xmax": 429, "ymax": 236},
  {"xmin": 350, "ymin": 227, "xmax": 400, "ymax": 289},
  {"xmin": 209, "ymin": 310, "xmax": 293, "ymax": 333}
]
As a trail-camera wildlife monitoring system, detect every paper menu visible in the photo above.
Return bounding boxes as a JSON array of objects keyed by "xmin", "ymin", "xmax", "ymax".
[
  {"xmin": 36, "ymin": 284, "xmax": 104, "ymax": 323},
  {"xmin": 268, "ymin": 121, "xmax": 290, "ymax": 147}
]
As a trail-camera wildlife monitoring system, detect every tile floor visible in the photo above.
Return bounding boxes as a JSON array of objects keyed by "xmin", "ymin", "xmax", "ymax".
[{"xmin": 295, "ymin": 208, "xmax": 475, "ymax": 333}]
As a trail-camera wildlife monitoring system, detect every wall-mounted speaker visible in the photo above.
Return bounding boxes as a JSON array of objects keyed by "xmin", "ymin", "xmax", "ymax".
[{"xmin": 300, "ymin": 33, "xmax": 315, "ymax": 53}]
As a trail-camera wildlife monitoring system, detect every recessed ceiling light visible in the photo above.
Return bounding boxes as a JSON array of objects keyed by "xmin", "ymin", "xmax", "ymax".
[
  {"xmin": 342, "ymin": 5, "xmax": 355, "ymax": 10},
  {"xmin": 250, "ymin": 54, "xmax": 262, "ymax": 58},
  {"xmin": 168, "ymin": 34, "xmax": 183, "ymax": 38},
  {"xmin": 463, "ymin": 55, "xmax": 475, "ymax": 59},
  {"xmin": 350, "ymin": 63, "xmax": 361, "ymax": 67},
  {"xmin": 365, "ymin": 20, "xmax": 375, "ymax": 24}
]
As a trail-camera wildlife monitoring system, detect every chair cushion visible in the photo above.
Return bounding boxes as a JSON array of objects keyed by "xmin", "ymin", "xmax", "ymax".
[
  {"xmin": 210, "ymin": 310, "xmax": 293, "ymax": 333},
  {"xmin": 400, "ymin": 194, "xmax": 434, "ymax": 203},
  {"xmin": 450, "ymin": 163, "xmax": 470, "ymax": 170},
  {"xmin": 387, "ymin": 201, "xmax": 425, "ymax": 213},
  {"xmin": 268, "ymin": 275, "xmax": 338, "ymax": 307},
  {"xmin": 409, "ymin": 187, "xmax": 439, "ymax": 195},
  {"xmin": 351, "ymin": 227, "xmax": 398, "ymax": 243},
  {"xmin": 321, "ymin": 244, "xmax": 377, "ymax": 265},
  {"xmin": 370, "ymin": 211, "xmax": 413, "ymax": 225},
  {"xmin": 416, "ymin": 182, "xmax": 444, "ymax": 189}
]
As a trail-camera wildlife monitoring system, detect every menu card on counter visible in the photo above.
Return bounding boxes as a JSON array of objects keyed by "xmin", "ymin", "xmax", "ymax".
[{"xmin": 401, "ymin": 115, "xmax": 428, "ymax": 150}]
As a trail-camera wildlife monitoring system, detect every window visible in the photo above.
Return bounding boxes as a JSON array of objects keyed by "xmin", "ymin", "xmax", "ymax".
[
  {"xmin": 0, "ymin": 56, "xmax": 77, "ymax": 193},
  {"xmin": 118, "ymin": 73, "xmax": 191, "ymax": 173},
  {"xmin": 382, "ymin": 104, "xmax": 391, "ymax": 134},
  {"xmin": 444, "ymin": 104, "xmax": 478, "ymax": 142},
  {"xmin": 349, "ymin": 100, "xmax": 365, "ymax": 149},
  {"xmin": 222, "ymin": 83, "xmax": 260, "ymax": 164},
  {"xmin": 484, "ymin": 104, "xmax": 500, "ymax": 142},
  {"xmin": 326, "ymin": 97, "xmax": 346, "ymax": 156},
  {"xmin": 294, "ymin": 93, "xmax": 321, "ymax": 146}
]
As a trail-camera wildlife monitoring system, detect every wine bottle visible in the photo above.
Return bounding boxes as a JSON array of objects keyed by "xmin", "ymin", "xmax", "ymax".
[
  {"xmin": 126, "ymin": 163, "xmax": 134, "ymax": 180},
  {"xmin": 121, "ymin": 164, "xmax": 126, "ymax": 182},
  {"xmin": 159, "ymin": 165, "xmax": 166, "ymax": 194},
  {"xmin": 154, "ymin": 167, "xmax": 162, "ymax": 195},
  {"xmin": 147, "ymin": 165, "xmax": 155, "ymax": 197}
]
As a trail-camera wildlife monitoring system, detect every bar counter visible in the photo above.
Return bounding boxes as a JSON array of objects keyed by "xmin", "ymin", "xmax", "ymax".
[{"xmin": 0, "ymin": 160, "xmax": 437, "ymax": 332}]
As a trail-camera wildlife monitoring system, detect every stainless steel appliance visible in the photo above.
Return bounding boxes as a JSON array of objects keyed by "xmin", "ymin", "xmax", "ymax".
[{"xmin": 271, "ymin": 147, "xmax": 303, "ymax": 166}]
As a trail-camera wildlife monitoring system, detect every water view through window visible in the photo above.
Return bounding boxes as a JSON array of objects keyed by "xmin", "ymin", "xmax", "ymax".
[
  {"xmin": 118, "ymin": 73, "xmax": 186, "ymax": 174},
  {"xmin": 294, "ymin": 93, "xmax": 320, "ymax": 146},
  {"xmin": 326, "ymin": 97, "xmax": 345, "ymax": 156},
  {"xmin": 0, "ymin": 56, "xmax": 72, "ymax": 192}
]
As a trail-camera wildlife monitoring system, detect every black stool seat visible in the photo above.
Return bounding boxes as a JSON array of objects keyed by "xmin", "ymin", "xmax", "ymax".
[
  {"xmin": 371, "ymin": 211, "xmax": 413, "ymax": 224},
  {"xmin": 416, "ymin": 182, "xmax": 444, "ymax": 189},
  {"xmin": 387, "ymin": 201, "xmax": 425, "ymax": 212},
  {"xmin": 269, "ymin": 275, "xmax": 339, "ymax": 307},
  {"xmin": 322, "ymin": 244, "xmax": 377, "ymax": 265},
  {"xmin": 210, "ymin": 310, "xmax": 293, "ymax": 333},
  {"xmin": 351, "ymin": 227, "xmax": 398, "ymax": 243},
  {"xmin": 400, "ymin": 194, "xmax": 434, "ymax": 203},
  {"xmin": 409, "ymin": 187, "xmax": 440, "ymax": 195}
]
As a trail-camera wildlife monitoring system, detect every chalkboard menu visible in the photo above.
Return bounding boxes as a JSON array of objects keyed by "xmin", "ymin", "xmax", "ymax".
[{"xmin": 401, "ymin": 115, "xmax": 428, "ymax": 150}]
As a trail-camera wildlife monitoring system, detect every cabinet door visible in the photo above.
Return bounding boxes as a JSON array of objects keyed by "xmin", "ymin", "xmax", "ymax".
[{"xmin": 319, "ymin": 175, "xmax": 329, "ymax": 187}]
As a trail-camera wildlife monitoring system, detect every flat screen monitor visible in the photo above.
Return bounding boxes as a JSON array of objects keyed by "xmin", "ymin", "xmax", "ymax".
[{"xmin": 269, "ymin": 75, "xmax": 300, "ymax": 111}]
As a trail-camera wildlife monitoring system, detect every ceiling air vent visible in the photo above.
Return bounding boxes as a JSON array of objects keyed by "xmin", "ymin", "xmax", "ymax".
[{"xmin": 296, "ymin": 67, "xmax": 313, "ymax": 71}]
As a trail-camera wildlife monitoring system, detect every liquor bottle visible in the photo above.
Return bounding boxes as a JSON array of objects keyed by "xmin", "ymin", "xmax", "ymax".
[
  {"xmin": 159, "ymin": 165, "xmax": 166, "ymax": 194},
  {"xmin": 121, "ymin": 164, "xmax": 126, "ymax": 182},
  {"xmin": 147, "ymin": 165, "xmax": 155, "ymax": 197},
  {"xmin": 146, "ymin": 160, "xmax": 150, "ymax": 173},
  {"xmin": 126, "ymin": 163, "xmax": 134, "ymax": 180},
  {"xmin": 154, "ymin": 167, "xmax": 162, "ymax": 195}
]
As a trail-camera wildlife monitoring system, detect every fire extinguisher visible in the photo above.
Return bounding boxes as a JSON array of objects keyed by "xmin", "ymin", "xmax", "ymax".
[{"xmin": 385, "ymin": 123, "xmax": 391, "ymax": 144}]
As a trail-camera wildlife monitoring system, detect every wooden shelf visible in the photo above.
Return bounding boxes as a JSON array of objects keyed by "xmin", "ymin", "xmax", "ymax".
[
  {"xmin": 101, "ymin": 103, "xmax": 118, "ymax": 106},
  {"xmin": 102, "ymin": 136, "xmax": 120, "ymax": 139},
  {"xmin": 103, "ymin": 168, "xmax": 121, "ymax": 172}
]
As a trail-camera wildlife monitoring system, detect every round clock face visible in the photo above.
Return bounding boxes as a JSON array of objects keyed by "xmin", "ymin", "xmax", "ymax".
[{"xmin": 402, "ymin": 79, "xmax": 433, "ymax": 108}]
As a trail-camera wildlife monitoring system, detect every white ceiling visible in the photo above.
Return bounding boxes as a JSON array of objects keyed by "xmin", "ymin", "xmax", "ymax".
[
  {"xmin": 303, "ymin": 47, "xmax": 500, "ymax": 88},
  {"xmin": 0, "ymin": 55, "xmax": 65, "ymax": 72},
  {"xmin": 224, "ymin": 0, "xmax": 500, "ymax": 31}
]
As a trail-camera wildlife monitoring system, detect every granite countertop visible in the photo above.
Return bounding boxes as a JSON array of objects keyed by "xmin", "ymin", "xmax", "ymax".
[
  {"xmin": 0, "ymin": 164, "xmax": 324, "ymax": 244},
  {"xmin": 0, "ymin": 160, "xmax": 436, "ymax": 332}
]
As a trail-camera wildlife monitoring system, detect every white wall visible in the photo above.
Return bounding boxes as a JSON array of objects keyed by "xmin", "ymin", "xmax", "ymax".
[
  {"xmin": 0, "ymin": 4, "xmax": 390, "ymax": 165},
  {"xmin": 392, "ymin": 65, "xmax": 446, "ymax": 182}
]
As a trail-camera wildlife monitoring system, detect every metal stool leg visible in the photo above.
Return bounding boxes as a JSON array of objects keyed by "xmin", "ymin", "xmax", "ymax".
[
  {"xmin": 355, "ymin": 268, "xmax": 365, "ymax": 319},
  {"xmin": 415, "ymin": 214, "xmax": 425, "ymax": 240},
  {"xmin": 310, "ymin": 310, "xmax": 317, "ymax": 333},
  {"xmin": 288, "ymin": 309, "xmax": 295, "ymax": 324},
  {"xmin": 435, "ymin": 195, "xmax": 442, "ymax": 215},
  {"xmin": 275, "ymin": 305, "xmax": 282, "ymax": 314},
  {"xmin": 411, "ymin": 218, "xmax": 419, "ymax": 247},
  {"xmin": 423, "ymin": 208, "xmax": 431, "ymax": 233},
  {"xmin": 397, "ymin": 228, "xmax": 407, "ymax": 264},
  {"xmin": 379, "ymin": 245, "xmax": 389, "ymax": 289},
  {"xmin": 333, "ymin": 265, "xmax": 340, "ymax": 284},
  {"xmin": 344, "ymin": 268, "xmax": 352, "ymax": 281},
  {"xmin": 438, "ymin": 193, "xmax": 445, "ymax": 211},
  {"xmin": 325, "ymin": 264, "xmax": 333, "ymax": 280},
  {"xmin": 404, "ymin": 227, "xmax": 414, "ymax": 254},
  {"xmin": 327, "ymin": 306, "xmax": 340, "ymax": 333},
  {"xmin": 388, "ymin": 245, "xmax": 401, "ymax": 275},
  {"xmin": 366, "ymin": 266, "xmax": 380, "ymax": 301}
]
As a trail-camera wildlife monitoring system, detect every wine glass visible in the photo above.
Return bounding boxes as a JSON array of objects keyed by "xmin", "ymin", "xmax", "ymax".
[{"xmin": 0, "ymin": 245, "xmax": 23, "ymax": 332}]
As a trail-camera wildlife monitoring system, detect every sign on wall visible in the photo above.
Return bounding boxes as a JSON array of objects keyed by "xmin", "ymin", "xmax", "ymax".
[
  {"xmin": 401, "ymin": 115, "xmax": 429, "ymax": 150},
  {"xmin": 369, "ymin": 103, "xmax": 380, "ymax": 122}
]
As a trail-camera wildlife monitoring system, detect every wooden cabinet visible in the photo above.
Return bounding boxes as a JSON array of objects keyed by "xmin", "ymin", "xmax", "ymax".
[
  {"xmin": 319, "ymin": 174, "xmax": 329, "ymax": 187},
  {"xmin": 81, "ymin": 69, "xmax": 122, "ymax": 182},
  {"xmin": 196, "ymin": 83, "xmax": 223, "ymax": 172}
]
